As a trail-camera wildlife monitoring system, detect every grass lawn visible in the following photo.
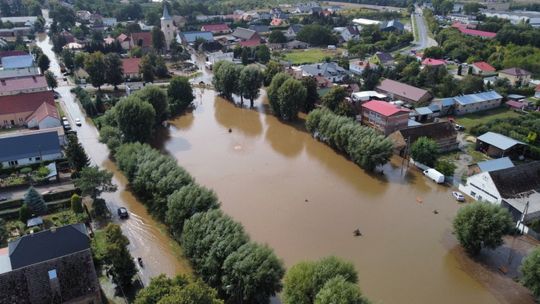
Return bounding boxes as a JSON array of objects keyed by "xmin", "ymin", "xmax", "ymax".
[
  {"xmin": 283, "ymin": 49, "xmax": 340, "ymax": 65},
  {"xmin": 455, "ymin": 107, "xmax": 522, "ymax": 132}
]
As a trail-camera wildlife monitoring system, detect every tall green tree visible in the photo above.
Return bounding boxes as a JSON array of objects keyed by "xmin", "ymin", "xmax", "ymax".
[
  {"xmin": 134, "ymin": 85, "xmax": 169, "ymax": 124},
  {"xmin": 74, "ymin": 166, "xmax": 116, "ymax": 200},
  {"xmin": 44, "ymin": 71, "xmax": 57, "ymax": 89},
  {"xmin": 140, "ymin": 54, "xmax": 155, "ymax": 83},
  {"xmin": 222, "ymin": 242, "xmax": 285, "ymax": 304},
  {"xmin": 23, "ymin": 187, "xmax": 47, "ymax": 215},
  {"xmin": 268, "ymin": 30, "xmax": 287, "ymax": 43},
  {"xmin": 256, "ymin": 45, "xmax": 270, "ymax": 63},
  {"xmin": 70, "ymin": 193, "xmax": 84, "ymax": 214},
  {"xmin": 212, "ymin": 61, "xmax": 240, "ymax": 99},
  {"xmin": 453, "ymin": 202, "xmax": 513, "ymax": 256},
  {"xmin": 410, "ymin": 137, "xmax": 439, "ymax": 167},
  {"xmin": 241, "ymin": 47, "xmax": 249, "ymax": 65},
  {"xmin": 65, "ymin": 134, "xmax": 90, "ymax": 172},
  {"xmin": 167, "ymin": 76, "xmax": 194, "ymax": 115},
  {"xmin": 151, "ymin": 26, "xmax": 166, "ymax": 52},
  {"xmin": 37, "ymin": 54, "xmax": 50, "ymax": 73},
  {"xmin": 277, "ymin": 78, "xmax": 307, "ymax": 121},
  {"xmin": 264, "ymin": 60, "xmax": 283, "ymax": 86},
  {"xmin": 165, "ymin": 184, "xmax": 220, "ymax": 237},
  {"xmin": 19, "ymin": 204, "xmax": 32, "ymax": 223},
  {"xmin": 239, "ymin": 65, "xmax": 263, "ymax": 108},
  {"xmin": 321, "ymin": 86, "xmax": 347, "ymax": 112},
  {"xmin": 314, "ymin": 276, "xmax": 369, "ymax": 304},
  {"xmin": 301, "ymin": 76, "xmax": 319, "ymax": 112},
  {"xmin": 135, "ymin": 274, "xmax": 223, "ymax": 304},
  {"xmin": 104, "ymin": 53, "xmax": 124, "ymax": 89},
  {"xmin": 103, "ymin": 224, "xmax": 137, "ymax": 289},
  {"xmin": 521, "ymin": 246, "xmax": 540, "ymax": 300},
  {"xmin": 267, "ymin": 72, "xmax": 291, "ymax": 117},
  {"xmin": 115, "ymin": 95, "xmax": 156, "ymax": 142},
  {"xmin": 84, "ymin": 52, "xmax": 106, "ymax": 89}
]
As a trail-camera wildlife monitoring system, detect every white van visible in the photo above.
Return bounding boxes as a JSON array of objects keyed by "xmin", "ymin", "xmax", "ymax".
[{"xmin": 423, "ymin": 169, "xmax": 445, "ymax": 184}]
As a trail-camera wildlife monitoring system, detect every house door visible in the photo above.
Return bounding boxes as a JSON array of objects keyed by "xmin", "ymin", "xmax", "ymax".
[{"xmin": 10, "ymin": 120, "xmax": 15, "ymax": 125}]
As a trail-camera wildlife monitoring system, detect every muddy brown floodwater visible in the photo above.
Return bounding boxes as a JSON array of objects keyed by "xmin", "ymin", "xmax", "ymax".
[{"xmin": 155, "ymin": 88, "xmax": 534, "ymax": 304}]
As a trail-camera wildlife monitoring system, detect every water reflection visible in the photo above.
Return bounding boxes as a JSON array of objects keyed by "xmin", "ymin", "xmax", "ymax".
[
  {"xmin": 264, "ymin": 114, "xmax": 305, "ymax": 158},
  {"xmin": 213, "ymin": 97, "xmax": 263, "ymax": 137}
]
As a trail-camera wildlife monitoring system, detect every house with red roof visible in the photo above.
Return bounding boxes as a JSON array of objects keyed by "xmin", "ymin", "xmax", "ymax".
[
  {"xmin": 270, "ymin": 18, "xmax": 285, "ymax": 26},
  {"xmin": 498, "ymin": 67, "xmax": 531, "ymax": 86},
  {"xmin": 421, "ymin": 58, "xmax": 446, "ymax": 67},
  {"xmin": 361, "ymin": 100, "xmax": 411, "ymax": 135},
  {"xmin": 0, "ymin": 91, "xmax": 55, "ymax": 127},
  {"xmin": 472, "ymin": 61, "xmax": 496, "ymax": 76},
  {"xmin": 200, "ymin": 24, "xmax": 231, "ymax": 34},
  {"xmin": 117, "ymin": 33, "xmax": 131, "ymax": 50},
  {"xmin": 451, "ymin": 22, "xmax": 496, "ymax": 38},
  {"xmin": 239, "ymin": 39, "xmax": 261, "ymax": 48},
  {"xmin": 121, "ymin": 58, "xmax": 142, "ymax": 79},
  {"xmin": 26, "ymin": 101, "xmax": 61, "ymax": 129},
  {"xmin": 0, "ymin": 75, "xmax": 48, "ymax": 96},
  {"xmin": 131, "ymin": 32, "xmax": 153, "ymax": 49}
]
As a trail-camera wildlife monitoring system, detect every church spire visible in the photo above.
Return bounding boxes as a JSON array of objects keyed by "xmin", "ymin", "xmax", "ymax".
[{"xmin": 162, "ymin": 2, "xmax": 171, "ymax": 20}]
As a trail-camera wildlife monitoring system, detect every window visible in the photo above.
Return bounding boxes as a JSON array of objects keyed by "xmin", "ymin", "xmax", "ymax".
[
  {"xmin": 470, "ymin": 191, "xmax": 476, "ymax": 196},
  {"xmin": 48, "ymin": 269, "xmax": 57, "ymax": 280},
  {"xmin": 35, "ymin": 157, "xmax": 41, "ymax": 161},
  {"xmin": 28, "ymin": 158, "xmax": 32, "ymax": 161}
]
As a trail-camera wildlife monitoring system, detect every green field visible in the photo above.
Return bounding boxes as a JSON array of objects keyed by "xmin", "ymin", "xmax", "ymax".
[
  {"xmin": 283, "ymin": 49, "xmax": 340, "ymax": 65},
  {"xmin": 455, "ymin": 107, "xmax": 522, "ymax": 132}
]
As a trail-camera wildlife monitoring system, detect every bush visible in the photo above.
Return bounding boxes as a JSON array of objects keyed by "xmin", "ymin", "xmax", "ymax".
[
  {"xmin": 435, "ymin": 159, "xmax": 457, "ymax": 176},
  {"xmin": 71, "ymin": 194, "xmax": 84, "ymax": 214},
  {"xmin": 92, "ymin": 198, "xmax": 109, "ymax": 219},
  {"xmin": 19, "ymin": 204, "xmax": 32, "ymax": 222},
  {"xmin": 410, "ymin": 137, "xmax": 439, "ymax": 167}
]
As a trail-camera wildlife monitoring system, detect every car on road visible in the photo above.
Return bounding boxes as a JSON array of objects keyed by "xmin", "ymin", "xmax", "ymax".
[
  {"xmin": 118, "ymin": 207, "xmax": 129, "ymax": 219},
  {"xmin": 452, "ymin": 191, "xmax": 465, "ymax": 202},
  {"xmin": 75, "ymin": 118, "xmax": 82, "ymax": 126}
]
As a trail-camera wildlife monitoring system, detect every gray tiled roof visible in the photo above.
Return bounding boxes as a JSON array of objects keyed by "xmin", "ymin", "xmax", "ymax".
[
  {"xmin": 232, "ymin": 27, "xmax": 257, "ymax": 40},
  {"xmin": 477, "ymin": 132, "xmax": 526, "ymax": 150},
  {"xmin": 0, "ymin": 131, "xmax": 61, "ymax": 162}
]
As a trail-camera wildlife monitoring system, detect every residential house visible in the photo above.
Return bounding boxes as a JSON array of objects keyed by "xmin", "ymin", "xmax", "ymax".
[
  {"xmin": 0, "ymin": 130, "xmax": 62, "ymax": 167},
  {"xmin": 201, "ymin": 24, "xmax": 231, "ymax": 34},
  {"xmin": 299, "ymin": 62, "xmax": 348, "ymax": 83},
  {"xmin": 333, "ymin": 26, "xmax": 359, "ymax": 42},
  {"xmin": 0, "ymin": 55, "xmax": 40, "ymax": 79},
  {"xmin": 459, "ymin": 162, "xmax": 540, "ymax": 222},
  {"xmin": 131, "ymin": 32, "xmax": 153, "ymax": 49},
  {"xmin": 102, "ymin": 17, "xmax": 118, "ymax": 27},
  {"xmin": 453, "ymin": 90, "xmax": 502, "ymax": 115},
  {"xmin": 121, "ymin": 58, "xmax": 142, "ymax": 79},
  {"xmin": 349, "ymin": 60, "xmax": 374, "ymax": 75},
  {"xmin": 239, "ymin": 39, "xmax": 261, "ymax": 48},
  {"xmin": 467, "ymin": 157, "xmax": 514, "ymax": 176},
  {"xmin": 351, "ymin": 91, "xmax": 387, "ymax": 102},
  {"xmin": 117, "ymin": 33, "xmax": 131, "ymax": 50},
  {"xmin": 476, "ymin": 132, "xmax": 527, "ymax": 159},
  {"xmin": 371, "ymin": 52, "xmax": 394, "ymax": 66},
  {"xmin": 0, "ymin": 75, "xmax": 48, "ymax": 96},
  {"xmin": 380, "ymin": 20, "xmax": 404, "ymax": 32},
  {"xmin": 361, "ymin": 100, "xmax": 410, "ymax": 135},
  {"xmin": 413, "ymin": 106, "xmax": 435, "ymax": 122},
  {"xmin": 376, "ymin": 79, "xmax": 432, "ymax": 104},
  {"xmin": 286, "ymin": 24, "xmax": 303, "ymax": 39},
  {"xmin": 26, "ymin": 101, "xmax": 61, "ymax": 129},
  {"xmin": 0, "ymin": 224, "xmax": 101, "ymax": 304},
  {"xmin": 472, "ymin": 61, "xmax": 496, "ymax": 76},
  {"xmin": 421, "ymin": 58, "xmax": 446, "ymax": 67},
  {"xmin": 452, "ymin": 22, "xmax": 496, "ymax": 38},
  {"xmin": 178, "ymin": 31, "xmax": 214, "ymax": 45},
  {"xmin": 498, "ymin": 67, "xmax": 532, "ymax": 86},
  {"xmin": 0, "ymin": 27, "xmax": 32, "ymax": 40},
  {"xmin": 0, "ymin": 91, "xmax": 55, "ymax": 127},
  {"xmin": 0, "ymin": 16, "xmax": 38, "ymax": 28},
  {"xmin": 389, "ymin": 122, "xmax": 459, "ymax": 156},
  {"xmin": 248, "ymin": 25, "xmax": 270, "ymax": 34},
  {"xmin": 232, "ymin": 27, "xmax": 261, "ymax": 43},
  {"xmin": 294, "ymin": 3, "xmax": 322, "ymax": 14},
  {"xmin": 76, "ymin": 10, "xmax": 92, "ymax": 21}
]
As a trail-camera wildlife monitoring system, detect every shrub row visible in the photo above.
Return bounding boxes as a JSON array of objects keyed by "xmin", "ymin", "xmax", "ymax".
[
  {"xmin": 114, "ymin": 143, "xmax": 284, "ymax": 302},
  {"xmin": 306, "ymin": 108, "xmax": 394, "ymax": 171},
  {"xmin": 0, "ymin": 188, "xmax": 78, "ymax": 212}
]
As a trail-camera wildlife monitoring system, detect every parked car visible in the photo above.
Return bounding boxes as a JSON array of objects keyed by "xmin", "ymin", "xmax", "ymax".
[
  {"xmin": 452, "ymin": 191, "xmax": 465, "ymax": 202},
  {"xmin": 118, "ymin": 207, "xmax": 129, "ymax": 219},
  {"xmin": 423, "ymin": 169, "xmax": 445, "ymax": 184},
  {"xmin": 75, "ymin": 118, "xmax": 82, "ymax": 126}
]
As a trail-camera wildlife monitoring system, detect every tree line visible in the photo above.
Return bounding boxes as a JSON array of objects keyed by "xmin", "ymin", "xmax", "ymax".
[
  {"xmin": 212, "ymin": 61, "xmax": 264, "ymax": 108},
  {"xmin": 114, "ymin": 142, "xmax": 285, "ymax": 303},
  {"xmin": 306, "ymin": 108, "xmax": 393, "ymax": 171}
]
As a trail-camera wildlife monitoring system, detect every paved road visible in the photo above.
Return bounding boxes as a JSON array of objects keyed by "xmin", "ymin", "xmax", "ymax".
[
  {"xmin": 413, "ymin": 6, "xmax": 438, "ymax": 50},
  {"xmin": 35, "ymin": 34, "xmax": 186, "ymax": 286}
]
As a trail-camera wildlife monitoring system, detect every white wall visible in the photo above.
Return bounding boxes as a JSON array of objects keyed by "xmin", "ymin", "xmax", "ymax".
[
  {"xmin": 458, "ymin": 172, "xmax": 502, "ymax": 204},
  {"xmin": 1, "ymin": 152, "xmax": 63, "ymax": 167},
  {"xmin": 38, "ymin": 117, "xmax": 61, "ymax": 129},
  {"xmin": 0, "ymin": 67, "xmax": 40, "ymax": 79}
]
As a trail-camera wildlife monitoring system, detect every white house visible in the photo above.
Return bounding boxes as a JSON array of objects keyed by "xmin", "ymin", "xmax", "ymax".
[
  {"xmin": 206, "ymin": 51, "xmax": 234, "ymax": 64},
  {"xmin": 0, "ymin": 130, "xmax": 63, "ymax": 167},
  {"xmin": 300, "ymin": 62, "xmax": 348, "ymax": 83}
]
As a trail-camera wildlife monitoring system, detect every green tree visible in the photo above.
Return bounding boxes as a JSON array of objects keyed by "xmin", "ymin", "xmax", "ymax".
[
  {"xmin": 99, "ymin": 125, "xmax": 123, "ymax": 153},
  {"xmin": 104, "ymin": 53, "xmax": 124, "ymax": 89},
  {"xmin": 135, "ymin": 274, "xmax": 223, "ymax": 304},
  {"xmin": 222, "ymin": 242, "xmax": 285, "ymax": 304},
  {"xmin": 256, "ymin": 45, "xmax": 270, "ymax": 63},
  {"xmin": 212, "ymin": 61, "xmax": 240, "ymax": 99},
  {"xmin": 301, "ymin": 76, "xmax": 319, "ymax": 112},
  {"xmin": 71, "ymin": 193, "xmax": 84, "ymax": 214},
  {"xmin": 23, "ymin": 187, "xmax": 47, "ymax": 215},
  {"xmin": 435, "ymin": 159, "xmax": 457, "ymax": 177},
  {"xmin": 268, "ymin": 30, "xmax": 287, "ymax": 43},
  {"xmin": 321, "ymin": 86, "xmax": 348, "ymax": 112},
  {"xmin": 453, "ymin": 202, "xmax": 513, "ymax": 255},
  {"xmin": 267, "ymin": 72, "xmax": 291, "ymax": 117},
  {"xmin": 165, "ymin": 184, "xmax": 219, "ymax": 237},
  {"xmin": 152, "ymin": 26, "xmax": 166, "ymax": 52},
  {"xmin": 74, "ymin": 166, "xmax": 116, "ymax": 200},
  {"xmin": 167, "ymin": 76, "xmax": 194, "ymax": 115},
  {"xmin": 239, "ymin": 65, "xmax": 263, "ymax": 108},
  {"xmin": 459, "ymin": 75, "xmax": 484, "ymax": 94},
  {"xmin": 92, "ymin": 198, "xmax": 109, "ymax": 219},
  {"xmin": 264, "ymin": 60, "xmax": 283, "ymax": 86},
  {"xmin": 140, "ymin": 54, "xmax": 155, "ymax": 83},
  {"xmin": 155, "ymin": 56, "xmax": 169, "ymax": 78},
  {"xmin": 297, "ymin": 24, "xmax": 337, "ymax": 46},
  {"xmin": 61, "ymin": 49, "xmax": 75, "ymax": 70},
  {"xmin": 241, "ymin": 47, "xmax": 249, "ymax": 65},
  {"xmin": 103, "ymin": 223, "xmax": 137, "ymax": 289},
  {"xmin": 44, "ymin": 71, "xmax": 57, "ymax": 89},
  {"xmin": 277, "ymin": 78, "xmax": 307, "ymax": 121},
  {"xmin": 314, "ymin": 276, "xmax": 369, "ymax": 304},
  {"xmin": 115, "ymin": 95, "xmax": 156, "ymax": 142},
  {"xmin": 84, "ymin": 52, "xmax": 106, "ymax": 89},
  {"xmin": 521, "ymin": 246, "xmax": 540, "ymax": 300},
  {"xmin": 37, "ymin": 54, "xmax": 50, "ymax": 73},
  {"xmin": 65, "ymin": 134, "xmax": 90, "ymax": 172},
  {"xmin": 283, "ymin": 256, "xmax": 358, "ymax": 304},
  {"xmin": 19, "ymin": 204, "xmax": 32, "ymax": 223},
  {"xmin": 410, "ymin": 137, "xmax": 439, "ymax": 167},
  {"xmin": 134, "ymin": 85, "xmax": 169, "ymax": 124}
]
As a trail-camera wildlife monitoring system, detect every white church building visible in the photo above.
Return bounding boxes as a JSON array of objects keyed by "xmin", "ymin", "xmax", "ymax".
[{"xmin": 161, "ymin": 4, "xmax": 177, "ymax": 50}]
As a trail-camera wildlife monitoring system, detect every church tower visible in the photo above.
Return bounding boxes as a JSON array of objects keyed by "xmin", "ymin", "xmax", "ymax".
[{"xmin": 161, "ymin": 3, "xmax": 176, "ymax": 50}]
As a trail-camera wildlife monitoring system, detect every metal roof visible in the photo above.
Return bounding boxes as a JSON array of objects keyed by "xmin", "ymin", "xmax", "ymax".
[
  {"xmin": 0, "ymin": 130, "xmax": 61, "ymax": 162},
  {"xmin": 415, "ymin": 107, "xmax": 433, "ymax": 115},
  {"xmin": 477, "ymin": 132, "xmax": 526, "ymax": 151},
  {"xmin": 180, "ymin": 31, "xmax": 214, "ymax": 43},
  {"xmin": 477, "ymin": 157, "xmax": 514, "ymax": 172},
  {"xmin": 441, "ymin": 98, "xmax": 455, "ymax": 107},
  {"xmin": 1, "ymin": 55, "xmax": 34, "ymax": 69},
  {"xmin": 454, "ymin": 90, "xmax": 502, "ymax": 106}
]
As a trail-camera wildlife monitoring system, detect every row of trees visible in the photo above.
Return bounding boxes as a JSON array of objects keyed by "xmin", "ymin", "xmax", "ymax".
[
  {"xmin": 114, "ymin": 142, "xmax": 285, "ymax": 303},
  {"xmin": 212, "ymin": 61, "xmax": 263, "ymax": 107},
  {"xmin": 135, "ymin": 274, "xmax": 223, "ymax": 304},
  {"xmin": 267, "ymin": 73, "xmax": 307, "ymax": 121},
  {"xmin": 306, "ymin": 108, "xmax": 393, "ymax": 171}
]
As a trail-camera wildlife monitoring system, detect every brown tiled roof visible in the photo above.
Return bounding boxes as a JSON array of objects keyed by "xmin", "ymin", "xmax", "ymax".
[
  {"xmin": 0, "ymin": 91, "xmax": 55, "ymax": 115},
  {"xmin": 499, "ymin": 67, "xmax": 531, "ymax": 77},
  {"xmin": 376, "ymin": 79, "xmax": 430, "ymax": 102},
  {"xmin": 25, "ymin": 101, "xmax": 59, "ymax": 124},
  {"xmin": 131, "ymin": 32, "xmax": 153, "ymax": 48},
  {"xmin": 0, "ymin": 75, "xmax": 47, "ymax": 94},
  {"xmin": 117, "ymin": 33, "xmax": 130, "ymax": 42},
  {"xmin": 121, "ymin": 58, "xmax": 141, "ymax": 75},
  {"xmin": 395, "ymin": 122, "xmax": 456, "ymax": 145},
  {"xmin": 489, "ymin": 162, "xmax": 540, "ymax": 199}
]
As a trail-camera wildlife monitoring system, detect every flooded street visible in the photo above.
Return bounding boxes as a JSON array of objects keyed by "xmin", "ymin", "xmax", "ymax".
[
  {"xmin": 35, "ymin": 34, "xmax": 190, "ymax": 285},
  {"xmin": 158, "ymin": 89, "xmax": 533, "ymax": 304}
]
